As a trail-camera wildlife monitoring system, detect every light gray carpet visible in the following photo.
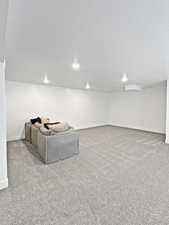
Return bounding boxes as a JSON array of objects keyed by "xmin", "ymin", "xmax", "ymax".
[{"xmin": 1, "ymin": 125, "xmax": 169, "ymax": 225}]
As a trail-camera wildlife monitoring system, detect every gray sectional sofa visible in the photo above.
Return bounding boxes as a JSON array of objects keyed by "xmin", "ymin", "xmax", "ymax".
[{"xmin": 25, "ymin": 122, "xmax": 79, "ymax": 164}]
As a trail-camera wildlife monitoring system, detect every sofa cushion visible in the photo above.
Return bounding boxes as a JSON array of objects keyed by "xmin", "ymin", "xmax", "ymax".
[
  {"xmin": 30, "ymin": 117, "xmax": 41, "ymax": 124},
  {"xmin": 39, "ymin": 126, "xmax": 51, "ymax": 136},
  {"xmin": 48, "ymin": 122, "xmax": 70, "ymax": 133},
  {"xmin": 50, "ymin": 127, "xmax": 74, "ymax": 136},
  {"xmin": 41, "ymin": 117, "xmax": 50, "ymax": 124},
  {"xmin": 34, "ymin": 122, "xmax": 43, "ymax": 129}
]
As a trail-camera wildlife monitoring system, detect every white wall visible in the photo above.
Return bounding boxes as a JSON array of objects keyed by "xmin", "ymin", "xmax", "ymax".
[
  {"xmin": 109, "ymin": 82, "xmax": 166, "ymax": 134},
  {"xmin": 0, "ymin": 0, "xmax": 8, "ymax": 61},
  {"xmin": 165, "ymin": 80, "xmax": 169, "ymax": 143},
  {"xmin": 6, "ymin": 81, "xmax": 110, "ymax": 141},
  {"xmin": 6, "ymin": 80, "xmax": 167, "ymax": 142},
  {"xmin": 0, "ymin": 61, "xmax": 8, "ymax": 190}
]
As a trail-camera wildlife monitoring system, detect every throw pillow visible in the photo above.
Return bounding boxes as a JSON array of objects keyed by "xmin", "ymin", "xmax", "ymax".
[
  {"xmin": 30, "ymin": 117, "xmax": 41, "ymax": 124},
  {"xmin": 44, "ymin": 122, "xmax": 61, "ymax": 130},
  {"xmin": 41, "ymin": 117, "xmax": 50, "ymax": 124},
  {"xmin": 34, "ymin": 122, "xmax": 42, "ymax": 129}
]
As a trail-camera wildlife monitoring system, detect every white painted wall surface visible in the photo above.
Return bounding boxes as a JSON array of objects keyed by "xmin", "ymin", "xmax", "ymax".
[
  {"xmin": 6, "ymin": 80, "xmax": 166, "ymax": 142},
  {"xmin": 109, "ymin": 83, "xmax": 166, "ymax": 134},
  {"xmin": 6, "ymin": 81, "xmax": 110, "ymax": 141},
  {"xmin": 0, "ymin": 61, "xmax": 8, "ymax": 190},
  {"xmin": 0, "ymin": 0, "xmax": 8, "ymax": 61},
  {"xmin": 165, "ymin": 80, "xmax": 169, "ymax": 143}
]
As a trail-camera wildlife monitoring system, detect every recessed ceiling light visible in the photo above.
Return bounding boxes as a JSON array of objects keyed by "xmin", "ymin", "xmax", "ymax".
[
  {"xmin": 121, "ymin": 73, "xmax": 128, "ymax": 83},
  {"xmin": 85, "ymin": 82, "xmax": 90, "ymax": 89},
  {"xmin": 72, "ymin": 58, "xmax": 80, "ymax": 71},
  {"xmin": 43, "ymin": 73, "xmax": 50, "ymax": 84}
]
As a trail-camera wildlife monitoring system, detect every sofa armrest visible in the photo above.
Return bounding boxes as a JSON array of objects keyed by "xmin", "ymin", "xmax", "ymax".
[
  {"xmin": 37, "ymin": 129, "xmax": 79, "ymax": 164},
  {"xmin": 25, "ymin": 122, "xmax": 31, "ymax": 142}
]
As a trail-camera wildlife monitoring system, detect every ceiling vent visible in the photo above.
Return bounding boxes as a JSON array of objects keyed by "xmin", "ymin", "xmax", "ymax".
[{"xmin": 124, "ymin": 84, "xmax": 142, "ymax": 91}]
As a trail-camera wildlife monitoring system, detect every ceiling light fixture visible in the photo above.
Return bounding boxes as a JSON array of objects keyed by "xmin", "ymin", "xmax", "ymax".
[
  {"xmin": 72, "ymin": 58, "xmax": 80, "ymax": 71},
  {"xmin": 43, "ymin": 73, "xmax": 50, "ymax": 84},
  {"xmin": 85, "ymin": 82, "xmax": 90, "ymax": 89},
  {"xmin": 121, "ymin": 72, "xmax": 128, "ymax": 83}
]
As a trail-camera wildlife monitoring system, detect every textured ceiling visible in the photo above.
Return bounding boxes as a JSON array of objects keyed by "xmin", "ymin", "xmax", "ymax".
[{"xmin": 5, "ymin": 0, "xmax": 169, "ymax": 91}]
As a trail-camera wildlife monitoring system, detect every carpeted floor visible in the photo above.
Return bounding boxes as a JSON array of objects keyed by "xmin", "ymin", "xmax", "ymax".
[{"xmin": 1, "ymin": 125, "xmax": 169, "ymax": 225}]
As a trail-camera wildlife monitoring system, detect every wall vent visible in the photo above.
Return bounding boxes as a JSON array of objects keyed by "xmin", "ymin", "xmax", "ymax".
[{"xmin": 125, "ymin": 84, "xmax": 142, "ymax": 91}]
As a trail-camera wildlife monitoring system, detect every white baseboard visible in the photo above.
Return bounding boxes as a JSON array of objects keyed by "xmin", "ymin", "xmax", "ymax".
[
  {"xmin": 110, "ymin": 123, "xmax": 165, "ymax": 135},
  {"xmin": 0, "ymin": 177, "xmax": 8, "ymax": 190},
  {"xmin": 7, "ymin": 136, "xmax": 22, "ymax": 142},
  {"xmin": 77, "ymin": 123, "xmax": 109, "ymax": 130}
]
